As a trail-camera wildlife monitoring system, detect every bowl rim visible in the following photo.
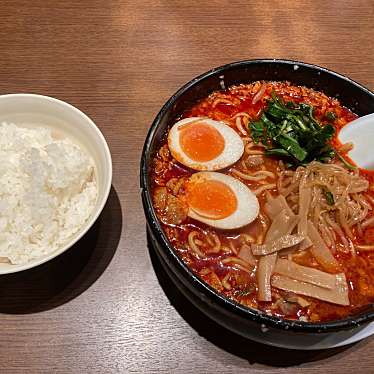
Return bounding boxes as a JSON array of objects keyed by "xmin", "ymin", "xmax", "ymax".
[
  {"xmin": 0, "ymin": 93, "xmax": 113, "ymax": 275},
  {"xmin": 141, "ymin": 59, "xmax": 374, "ymax": 333}
]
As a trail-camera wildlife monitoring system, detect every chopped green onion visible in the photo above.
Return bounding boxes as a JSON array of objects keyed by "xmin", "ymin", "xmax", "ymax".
[
  {"xmin": 336, "ymin": 151, "xmax": 357, "ymax": 170},
  {"xmin": 325, "ymin": 190, "xmax": 335, "ymax": 205},
  {"xmin": 237, "ymin": 286, "xmax": 255, "ymax": 297},
  {"xmin": 278, "ymin": 135, "xmax": 307, "ymax": 161},
  {"xmin": 325, "ymin": 111, "xmax": 336, "ymax": 121},
  {"xmin": 265, "ymin": 148, "xmax": 292, "ymax": 158},
  {"xmin": 248, "ymin": 92, "xmax": 336, "ymax": 167}
]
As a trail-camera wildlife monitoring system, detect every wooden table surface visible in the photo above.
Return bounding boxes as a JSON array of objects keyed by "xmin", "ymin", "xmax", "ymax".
[{"xmin": 0, "ymin": 1, "xmax": 373, "ymax": 373}]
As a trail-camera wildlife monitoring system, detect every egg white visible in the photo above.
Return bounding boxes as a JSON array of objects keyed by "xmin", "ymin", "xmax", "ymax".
[
  {"xmin": 186, "ymin": 171, "xmax": 259, "ymax": 230},
  {"xmin": 168, "ymin": 117, "xmax": 244, "ymax": 171}
]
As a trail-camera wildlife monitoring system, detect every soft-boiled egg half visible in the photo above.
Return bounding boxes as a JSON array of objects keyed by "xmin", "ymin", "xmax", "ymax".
[
  {"xmin": 168, "ymin": 117, "xmax": 244, "ymax": 171},
  {"xmin": 183, "ymin": 171, "xmax": 259, "ymax": 230}
]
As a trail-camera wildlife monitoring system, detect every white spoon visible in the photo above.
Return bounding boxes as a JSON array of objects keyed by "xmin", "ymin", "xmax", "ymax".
[{"xmin": 338, "ymin": 113, "xmax": 374, "ymax": 170}]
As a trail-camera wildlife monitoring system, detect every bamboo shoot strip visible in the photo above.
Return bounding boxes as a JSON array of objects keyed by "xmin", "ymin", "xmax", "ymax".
[
  {"xmin": 272, "ymin": 273, "xmax": 349, "ymax": 306},
  {"xmin": 274, "ymin": 258, "xmax": 337, "ymax": 289},
  {"xmin": 307, "ymin": 221, "xmax": 340, "ymax": 273}
]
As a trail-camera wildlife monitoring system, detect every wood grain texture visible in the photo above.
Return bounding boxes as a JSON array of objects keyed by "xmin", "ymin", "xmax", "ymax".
[{"xmin": 0, "ymin": 1, "xmax": 373, "ymax": 373}]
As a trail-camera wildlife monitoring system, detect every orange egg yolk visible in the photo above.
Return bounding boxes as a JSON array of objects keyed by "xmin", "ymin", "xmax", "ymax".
[
  {"xmin": 179, "ymin": 122, "xmax": 225, "ymax": 162},
  {"xmin": 186, "ymin": 179, "xmax": 237, "ymax": 219}
]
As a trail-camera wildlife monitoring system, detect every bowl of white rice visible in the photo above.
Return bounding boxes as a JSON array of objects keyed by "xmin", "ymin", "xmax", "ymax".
[{"xmin": 0, "ymin": 94, "xmax": 112, "ymax": 274}]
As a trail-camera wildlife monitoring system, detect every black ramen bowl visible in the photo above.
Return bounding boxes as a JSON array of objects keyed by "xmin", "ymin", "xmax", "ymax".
[{"xmin": 140, "ymin": 59, "xmax": 374, "ymax": 349}]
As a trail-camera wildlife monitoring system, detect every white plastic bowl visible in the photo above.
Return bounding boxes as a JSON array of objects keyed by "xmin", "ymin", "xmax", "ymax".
[{"xmin": 0, "ymin": 94, "xmax": 112, "ymax": 275}]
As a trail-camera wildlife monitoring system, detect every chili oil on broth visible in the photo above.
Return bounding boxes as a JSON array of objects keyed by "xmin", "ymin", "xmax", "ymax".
[{"xmin": 151, "ymin": 80, "xmax": 374, "ymax": 323}]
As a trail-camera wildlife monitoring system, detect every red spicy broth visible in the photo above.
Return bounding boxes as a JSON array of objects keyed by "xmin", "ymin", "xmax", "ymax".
[{"xmin": 151, "ymin": 81, "xmax": 374, "ymax": 322}]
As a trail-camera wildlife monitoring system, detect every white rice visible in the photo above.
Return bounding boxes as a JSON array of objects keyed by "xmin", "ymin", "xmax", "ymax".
[{"xmin": 0, "ymin": 122, "xmax": 98, "ymax": 265}]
